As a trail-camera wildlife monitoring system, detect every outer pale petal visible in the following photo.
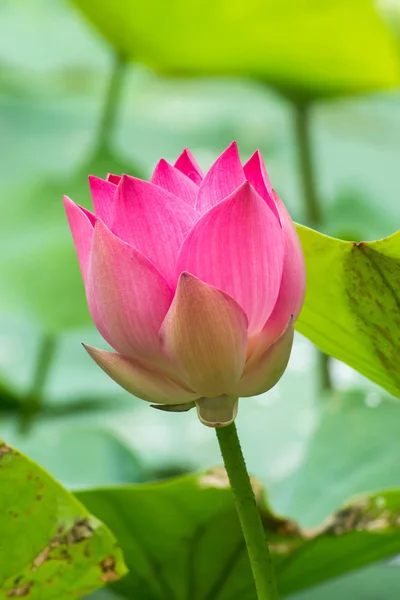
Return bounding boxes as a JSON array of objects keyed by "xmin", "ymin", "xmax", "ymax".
[
  {"xmin": 63, "ymin": 196, "xmax": 95, "ymax": 283},
  {"xmin": 87, "ymin": 219, "xmax": 173, "ymax": 359},
  {"xmin": 174, "ymin": 148, "xmax": 203, "ymax": 185},
  {"xmin": 88, "ymin": 176, "xmax": 117, "ymax": 225},
  {"xmin": 176, "ymin": 182, "xmax": 284, "ymax": 333},
  {"xmin": 112, "ymin": 175, "xmax": 198, "ymax": 285},
  {"xmin": 231, "ymin": 319, "xmax": 294, "ymax": 398},
  {"xmin": 151, "ymin": 159, "xmax": 199, "ymax": 207},
  {"xmin": 160, "ymin": 273, "xmax": 248, "ymax": 397},
  {"xmin": 84, "ymin": 345, "xmax": 199, "ymax": 405},
  {"xmin": 243, "ymin": 150, "xmax": 280, "ymax": 221},
  {"xmin": 195, "ymin": 141, "xmax": 245, "ymax": 213}
]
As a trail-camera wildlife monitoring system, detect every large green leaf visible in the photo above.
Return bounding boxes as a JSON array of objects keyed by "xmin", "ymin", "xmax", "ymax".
[
  {"xmin": 72, "ymin": 0, "xmax": 400, "ymax": 98},
  {"xmin": 296, "ymin": 225, "xmax": 400, "ymax": 398},
  {"xmin": 78, "ymin": 472, "xmax": 400, "ymax": 598},
  {"xmin": 0, "ymin": 440, "xmax": 127, "ymax": 599}
]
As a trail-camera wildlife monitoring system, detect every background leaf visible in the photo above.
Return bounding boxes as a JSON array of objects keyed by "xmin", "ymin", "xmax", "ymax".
[
  {"xmin": 78, "ymin": 472, "xmax": 400, "ymax": 598},
  {"xmin": 279, "ymin": 389, "xmax": 400, "ymax": 527},
  {"xmin": 0, "ymin": 439, "xmax": 127, "ymax": 599},
  {"xmin": 71, "ymin": 0, "xmax": 400, "ymax": 98},
  {"xmin": 290, "ymin": 563, "xmax": 400, "ymax": 600}
]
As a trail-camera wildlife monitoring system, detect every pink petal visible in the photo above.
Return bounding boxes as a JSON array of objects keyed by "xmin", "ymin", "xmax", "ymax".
[
  {"xmin": 258, "ymin": 192, "xmax": 306, "ymax": 348},
  {"xmin": 243, "ymin": 150, "xmax": 280, "ymax": 222},
  {"xmin": 174, "ymin": 148, "xmax": 203, "ymax": 185},
  {"xmin": 88, "ymin": 175, "xmax": 117, "ymax": 225},
  {"xmin": 107, "ymin": 173, "xmax": 121, "ymax": 185},
  {"xmin": 63, "ymin": 196, "xmax": 95, "ymax": 283},
  {"xmin": 112, "ymin": 175, "xmax": 198, "ymax": 286},
  {"xmin": 160, "ymin": 273, "xmax": 248, "ymax": 397},
  {"xmin": 87, "ymin": 219, "xmax": 173, "ymax": 360},
  {"xmin": 176, "ymin": 182, "xmax": 285, "ymax": 333},
  {"xmin": 231, "ymin": 318, "xmax": 294, "ymax": 397},
  {"xmin": 151, "ymin": 158, "xmax": 198, "ymax": 207},
  {"xmin": 84, "ymin": 345, "xmax": 199, "ymax": 405},
  {"xmin": 195, "ymin": 141, "xmax": 246, "ymax": 213}
]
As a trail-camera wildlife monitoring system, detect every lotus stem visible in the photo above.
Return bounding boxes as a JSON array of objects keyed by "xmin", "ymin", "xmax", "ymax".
[
  {"xmin": 216, "ymin": 422, "xmax": 279, "ymax": 600},
  {"xmin": 20, "ymin": 334, "xmax": 57, "ymax": 433},
  {"xmin": 294, "ymin": 101, "xmax": 333, "ymax": 392},
  {"xmin": 93, "ymin": 52, "xmax": 127, "ymax": 157}
]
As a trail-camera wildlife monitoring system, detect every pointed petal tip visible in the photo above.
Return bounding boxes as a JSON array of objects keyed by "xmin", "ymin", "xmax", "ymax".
[
  {"xmin": 195, "ymin": 141, "xmax": 245, "ymax": 212},
  {"xmin": 174, "ymin": 147, "xmax": 204, "ymax": 185},
  {"xmin": 87, "ymin": 174, "xmax": 117, "ymax": 225},
  {"xmin": 82, "ymin": 342, "xmax": 101, "ymax": 359},
  {"xmin": 63, "ymin": 194, "xmax": 73, "ymax": 208},
  {"xmin": 151, "ymin": 158, "xmax": 199, "ymax": 206},
  {"xmin": 243, "ymin": 150, "xmax": 280, "ymax": 222},
  {"xmin": 88, "ymin": 173, "xmax": 115, "ymax": 188}
]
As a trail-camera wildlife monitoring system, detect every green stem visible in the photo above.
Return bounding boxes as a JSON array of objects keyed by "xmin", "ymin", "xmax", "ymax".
[
  {"xmin": 294, "ymin": 103, "xmax": 322, "ymax": 227},
  {"xmin": 318, "ymin": 351, "xmax": 333, "ymax": 393},
  {"xmin": 216, "ymin": 422, "xmax": 279, "ymax": 600},
  {"xmin": 93, "ymin": 52, "xmax": 127, "ymax": 158},
  {"xmin": 20, "ymin": 334, "xmax": 57, "ymax": 433},
  {"xmin": 294, "ymin": 102, "xmax": 333, "ymax": 392}
]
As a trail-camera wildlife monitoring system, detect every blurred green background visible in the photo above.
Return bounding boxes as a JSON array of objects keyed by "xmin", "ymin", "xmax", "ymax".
[{"xmin": 2, "ymin": 0, "xmax": 400, "ymax": 597}]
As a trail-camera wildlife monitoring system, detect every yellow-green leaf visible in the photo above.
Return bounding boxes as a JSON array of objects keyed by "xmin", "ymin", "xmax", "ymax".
[
  {"xmin": 72, "ymin": 0, "xmax": 400, "ymax": 98},
  {"xmin": 0, "ymin": 441, "xmax": 127, "ymax": 599},
  {"xmin": 296, "ymin": 225, "xmax": 400, "ymax": 397}
]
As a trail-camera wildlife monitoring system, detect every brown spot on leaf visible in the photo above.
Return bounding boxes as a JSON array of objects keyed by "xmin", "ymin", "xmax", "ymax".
[
  {"xmin": 199, "ymin": 467, "xmax": 301, "ymax": 540},
  {"xmin": 263, "ymin": 514, "xmax": 301, "ymax": 537},
  {"xmin": 7, "ymin": 581, "xmax": 33, "ymax": 597},
  {"xmin": 31, "ymin": 518, "xmax": 94, "ymax": 572},
  {"xmin": 0, "ymin": 444, "xmax": 12, "ymax": 458},
  {"xmin": 32, "ymin": 547, "xmax": 50, "ymax": 570},
  {"xmin": 59, "ymin": 549, "xmax": 72, "ymax": 563},
  {"xmin": 198, "ymin": 466, "xmax": 230, "ymax": 489},
  {"xmin": 269, "ymin": 542, "xmax": 294, "ymax": 554},
  {"xmin": 66, "ymin": 519, "xmax": 94, "ymax": 545},
  {"xmin": 316, "ymin": 498, "xmax": 400, "ymax": 536},
  {"xmin": 198, "ymin": 466, "xmax": 265, "ymax": 503},
  {"xmin": 100, "ymin": 556, "xmax": 120, "ymax": 583}
]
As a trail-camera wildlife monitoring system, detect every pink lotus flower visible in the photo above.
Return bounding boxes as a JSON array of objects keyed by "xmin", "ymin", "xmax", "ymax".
[{"xmin": 64, "ymin": 142, "xmax": 305, "ymax": 427}]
